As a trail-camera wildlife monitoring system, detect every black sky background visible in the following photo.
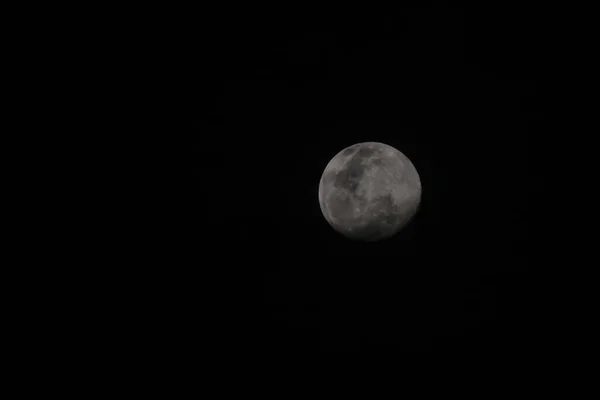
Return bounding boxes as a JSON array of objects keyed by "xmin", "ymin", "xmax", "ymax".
[{"xmin": 141, "ymin": 4, "xmax": 550, "ymax": 355}]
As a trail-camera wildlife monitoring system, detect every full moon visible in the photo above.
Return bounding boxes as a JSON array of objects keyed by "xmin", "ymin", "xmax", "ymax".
[{"xmin": 318, "ymin": 142, "xmax": 422, "ymax": 241}]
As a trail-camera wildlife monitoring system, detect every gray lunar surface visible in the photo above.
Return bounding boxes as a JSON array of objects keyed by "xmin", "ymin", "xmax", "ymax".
[{"xmin": 318, "ymin": 142, "xmax": 422, "ymax": 241}]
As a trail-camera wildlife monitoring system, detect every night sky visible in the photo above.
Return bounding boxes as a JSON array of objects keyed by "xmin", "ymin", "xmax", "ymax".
[{"xmin": 146, "ymin": 4, "xmax": 548, "ymax": 355}]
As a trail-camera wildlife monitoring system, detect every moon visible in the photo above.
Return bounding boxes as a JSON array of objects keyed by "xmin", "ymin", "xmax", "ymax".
[{"xmin": 318, "ymin": 142, "xmax": 422, "ymax": 241}]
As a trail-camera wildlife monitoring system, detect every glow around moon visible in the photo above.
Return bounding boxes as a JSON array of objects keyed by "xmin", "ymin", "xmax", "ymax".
[{"xmin": 318, "ymin": 142, "xmax": 422, "ymax": 241}]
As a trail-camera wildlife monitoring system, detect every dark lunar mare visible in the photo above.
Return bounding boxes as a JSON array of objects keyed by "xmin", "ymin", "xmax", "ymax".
[
  {"xmin": 327, "ymin": 150, "xmax": 371, "ymax": 223},
  {"xmin": 332, "ymin": 148, "xmax": 374, "ymax": 194},
  {"xmin": 328, "ymin": 147, "xmax": 396, "ymax": 239},
  {"xmin": 355, "ymin": 146, "xmax": 376, "ymax": 160},
  {"xmin": 327, "ymin": 190, "xmax": 355, "ymax": 220}
]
